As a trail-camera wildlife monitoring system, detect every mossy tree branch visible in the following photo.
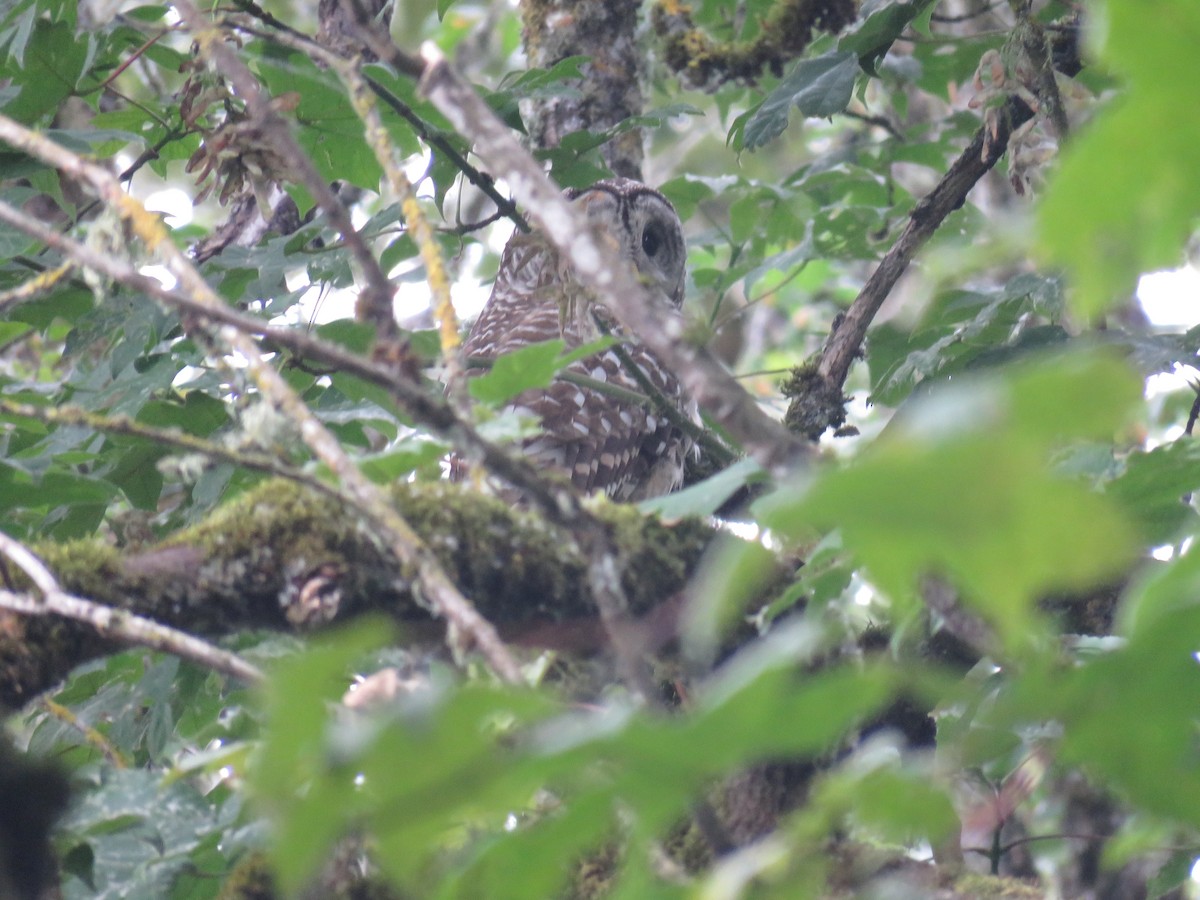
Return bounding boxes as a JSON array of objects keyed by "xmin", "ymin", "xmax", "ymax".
[{"xmin": 0, "ymin": 479, "xmax": 718, "ymax": 706}]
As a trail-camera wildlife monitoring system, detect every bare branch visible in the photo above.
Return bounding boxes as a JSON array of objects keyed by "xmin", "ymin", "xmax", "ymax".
[
  {"xmin": 815, "ymin": 96, "xmax": 1036, "ymax": 395},
  {"xmin": 0, "ymin": 397, "xmax": 338, "ymax": 500},
  {"xmin": 0, "ymin": 532, "xmax": 263, "ymax": 684},
  {"xmin": 173, "ymin": 1, "xmax": 401, "ymax": 343},
  {"xmin": 0, "ymin": 111, "xmax": 524, "ymax": 685}
]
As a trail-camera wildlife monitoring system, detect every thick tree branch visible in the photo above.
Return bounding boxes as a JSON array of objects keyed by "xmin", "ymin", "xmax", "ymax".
[
  {"xmin": 798, "ymin": 18, "xmax": 1085, "ymax": 435},
  {"xmin": 0, "ymin": 479, "xmax": 718, "ymax": 705},
  {"xmin": 0, "ymin": 197, "xmax": 613, "ymax": 528},
  {"xmin": 0, "ymin": 146, "xmax": 681, "ymax": 700}
]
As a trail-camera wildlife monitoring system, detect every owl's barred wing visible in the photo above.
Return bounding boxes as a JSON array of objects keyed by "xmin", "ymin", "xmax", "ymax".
[
  {"xmin": 519, "ymin": 340, "xmax": 691, "ymax": 501},
  {"xmin": 460, "ymin": 294, "xmax": 690, "ymax": 500},
  {"xmin": 454, "ymin": 178, "xmax": 693, "ymax": 500},
  {"xmin": 461, "ymin": 235, "xmax": 564, "ymax": 361}
]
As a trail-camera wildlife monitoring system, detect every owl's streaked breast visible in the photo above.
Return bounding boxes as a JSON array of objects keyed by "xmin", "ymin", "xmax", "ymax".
[{"xmin": 455, "ymin": 178, "xmax": 694, "ymax": 501}]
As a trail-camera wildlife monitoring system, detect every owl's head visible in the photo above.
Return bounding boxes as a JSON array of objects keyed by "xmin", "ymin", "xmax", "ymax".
[{"xmin": 567, "ymin": 178, "xmax": 687, "ymax": 307}]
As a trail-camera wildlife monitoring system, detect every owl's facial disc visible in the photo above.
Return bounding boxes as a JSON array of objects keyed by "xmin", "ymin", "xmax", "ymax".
[{"xmin": 572, "ymin": 179, "xmax": 687, "ymax": 307}]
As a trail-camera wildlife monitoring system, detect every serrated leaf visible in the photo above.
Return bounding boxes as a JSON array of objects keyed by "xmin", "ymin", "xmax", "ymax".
[
  {"xmin": 743, "ymin": 50, "xmax": 858, "ymax": 150},
  {"xmin": 255, "ymin": 51, "xmax": 383, "ymax": 191},
  {"xmin": 1050, "ymin": 606, "xmax": 1200, "ymax": 825},
  {"xmin": 758, "ymin": 352, "xmax": 1140, "ymax": 646},
  {"xmin": 3, "ymin": 19, "xmax": 88, "ymax": 124},
  {"xmin": 1038, "ymin": 0, "xmax": 1200, "ymax": 319},
  {"xmin": 639, "ymin": 456, "xmax": 763, "ymax": 520},
  {"xmin": 137, "ymin": 392, "xmax": 230, "ymax": 436},
  {"xmin": 315, "ymin": 318, "xmax": 376, "ymax": 354},
  {"xmin": 468, "ymin": 337, "xmax": 617, "ymax": 405},
  {"xmin": 107, "ymin": 441, "xmax": 166, "ymax": 510},
  {"xmin": 468, "ymin": 339, "xmax": 566, "ymax": 404},
  {"xmin": 840, "ymin": 0, "xmax": 937, "ymax": 75},
  {"xmin": 1106, "ymin": 441, "xmax": 1200, "ymax": 543}
]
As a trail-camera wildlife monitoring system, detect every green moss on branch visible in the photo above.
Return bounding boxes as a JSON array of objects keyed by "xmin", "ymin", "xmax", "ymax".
[{"xmin": 0, "ymin": 480, "xmax": 718, "ymax": 704}]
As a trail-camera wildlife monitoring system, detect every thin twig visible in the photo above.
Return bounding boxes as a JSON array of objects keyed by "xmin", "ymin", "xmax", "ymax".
[
  {"xmin": 176, "ymin": 1, "xmax": 401, "ymax": 344},
  {"xmin": 363, "ymin": 73, "xmax": 529, "ymax": 232},
  {"xmin": 226, "ymin": 13, "xmax": 527, "ymax": 232},
  {"xmin": 443, "ymin": 208, "xmax": 508, "ymax": 235},
  {"xmin": 843, "ymin": 108, "xmax": 905, "ymax": 142},
  {"xmin": 815, "ymin": 95, "xmax": 1036, "ymax": 394},
  {"xmin": 0, "ymin": 111, "xmax": 524, "ymax": 685},
  {"xmin": 0, "ymin": 532, "xmax": 264, "ymax": 684},
  {"xmin": 0, "ymin": 398, "xmax": 337, "ymax": 500},
  {"xmin": 0, "ymin": 262, "xmax": 73, "ymax": 313}
]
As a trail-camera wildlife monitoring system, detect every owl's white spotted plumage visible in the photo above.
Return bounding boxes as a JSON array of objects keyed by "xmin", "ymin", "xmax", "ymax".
[{"xmin": 458, "ymin": 178, "xmax": 694, "ymax": 501}]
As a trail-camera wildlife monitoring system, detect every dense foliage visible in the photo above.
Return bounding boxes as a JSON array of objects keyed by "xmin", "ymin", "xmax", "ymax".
[{"xmin": 1, "ymin": 0, "xmax": 1200, "ymax": 897}]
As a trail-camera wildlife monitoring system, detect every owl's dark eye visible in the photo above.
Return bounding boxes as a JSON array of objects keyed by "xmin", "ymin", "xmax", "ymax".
[{"xmin": 641, "ymin": 222, "xmax": 664, "ymax": 258}]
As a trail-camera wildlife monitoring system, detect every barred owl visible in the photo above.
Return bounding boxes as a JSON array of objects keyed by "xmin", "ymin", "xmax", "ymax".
[{"xmin": 457, "ymin": 178, "xmax": 694, "ymax": 501}]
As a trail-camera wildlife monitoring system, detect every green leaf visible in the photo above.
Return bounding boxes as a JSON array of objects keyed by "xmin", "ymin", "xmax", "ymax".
[
  {"xmin": 1052, "ymin": 606, "xmax": 1200, "ymax": 825},
  {"xmin": 1118, "ymin": 542, "xmax": 1200, "ymax": 640},
  {"xmin": 137, "ymin": 392, "xmax": 230, "ymax": 437},
  {"xmin": 469, "ymin": 339, "xmax": 566, "ymax": 403},
  {"xmin": 1104, "ymin": 440, "xmax": 1200, "ymax": 543},
  {"xmin": 468, "ymin": 337, "xmax": 617, "ymax": 405},
  {"xmin": 252, "ymin": 620, "xmax": 396, "ymax": 894},
  {"xmin": 840, "ymin": 0, "xmax": 937, "ymax": 75},
  {"xmin": 3, "ymin": 19, "xmax": 88, "ymax": 124},
  {"xmin": 683, "ymin": 533, "xmax": 780, "ymax": 663},
  {"xmin": 1003, "ymin": 349, "xmax": 1142, "ymax": 444},
  {"xmin": 57, "ymin": 768, "xmax": 223, "ymax": 898},
  {"xmin": 757, "ymin": 352, "xmax": 1140, "ymax": 646},
  {"xmin": 106, "ymin": 441, "xmax": 166, "ymax": 510},
  {"xmin": 359, "ymin": 437, "xmax": 447, "ymax": 483},
  {"xmin": 1037, "ymin": 0, "xmax": 1200, "ymax": 318},
  {"xmin": 639, "ymin": 456, "xmax": 764, "ymax": 520},
  {"xmin": 743, "ymin": 50, "xmax": 859, "ymax": 150},
  {"xmin": 0, "ymin": 213, "xmax": 36, "ymax": 257},
  {"xmin": 315, "ymin": 318, "xmax": 376, "ymax": 354},
  {"xmin": 451, "ymin": 788, "xmax": 616, "ymax": 900},
  {"xmin": 828, "ymin": 766, "xmax": 959, "ymax": 845},
  {"xmin": 0, "ymin": 467, "xmax": 117, "ymax": 508},
  {"xmin": 255, "ymin": 50, "xmax": 383, "ymax": 191}
]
